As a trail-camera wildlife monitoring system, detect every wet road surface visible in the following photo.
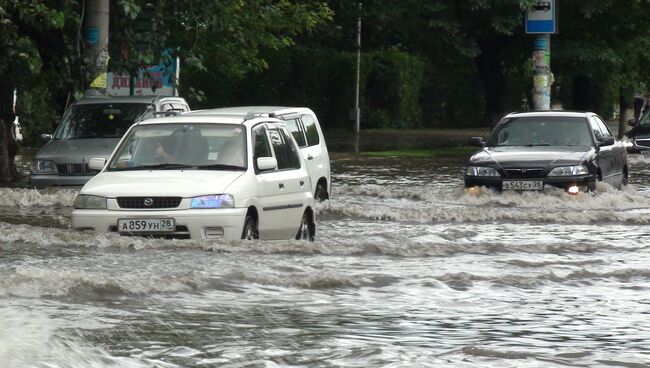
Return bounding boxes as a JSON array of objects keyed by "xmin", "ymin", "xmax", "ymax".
[{"xmin": 2, "ymin": 154, "xmax": 650, "ymax": 367}]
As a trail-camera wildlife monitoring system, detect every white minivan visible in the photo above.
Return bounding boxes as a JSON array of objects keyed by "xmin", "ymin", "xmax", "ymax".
[
  {"xmin": 184, "ymin": 107, "xmax": 331, "ymax": 200},
  {"xmin": 71, "ymin": 112, "xmax": 315, "ymax": 241}
]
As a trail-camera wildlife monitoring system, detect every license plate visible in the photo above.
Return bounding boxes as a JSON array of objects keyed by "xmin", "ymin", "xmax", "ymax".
[
  {"xmin": 118, "ymin": 218, "xmax": 175, "ymax": 233},
  {"xmin": 502, "ymin": 181, "xmax": 544, "ymax": 191}
]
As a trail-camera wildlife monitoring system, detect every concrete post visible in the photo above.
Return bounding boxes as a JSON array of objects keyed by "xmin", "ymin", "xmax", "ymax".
[
  {"xmin": 532, "ymin": 34, "xmax": 551, "ymax": 110},
  {"xmin": 84, "ymin": 0, "xmax": 110, "ymax": 95}
]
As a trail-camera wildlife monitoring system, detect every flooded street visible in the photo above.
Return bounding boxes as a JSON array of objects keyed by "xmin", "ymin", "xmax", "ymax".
[{"xmin": 2, "ymin": 154, "xmax": 650, "ymax": 367}]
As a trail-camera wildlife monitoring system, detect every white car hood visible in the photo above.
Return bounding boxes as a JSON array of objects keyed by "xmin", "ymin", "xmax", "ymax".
[{"xmin": 81, "ymin": 170, "xmax": 245, "ymax": 197}]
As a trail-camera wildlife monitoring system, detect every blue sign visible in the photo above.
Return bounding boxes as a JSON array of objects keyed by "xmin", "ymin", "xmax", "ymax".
[
  {"xmin": 525, "ymin": 0, "xmax": 556, "ymax": 34},
  {"xmin": 534, "ymin": 37, "xmax": 548, "ymax": 50},
  {"xmin": 85, "ymin": 27, "xmax": 99, "ymax": 45}
]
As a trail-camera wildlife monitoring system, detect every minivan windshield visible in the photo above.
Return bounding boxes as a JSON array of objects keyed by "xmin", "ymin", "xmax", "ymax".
[
  {"xmin": 487, "ymin": 117, "xmax": 593, "ymax": 147},
  {"xmin": 54, "ymin": 103, "xmax": 153, "ymax": 139},
  {"xmin": 107, "ymin": 123, "xmax": 247, "ymax": 171}
]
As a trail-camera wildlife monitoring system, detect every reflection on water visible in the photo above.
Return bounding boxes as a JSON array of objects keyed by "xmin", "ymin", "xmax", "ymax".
[{"xmin": 1, "ymin": 155, "xmax": 650, "ymax": 367}]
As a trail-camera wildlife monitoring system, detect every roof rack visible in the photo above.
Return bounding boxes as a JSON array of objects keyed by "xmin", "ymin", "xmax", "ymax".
[{"xmin": 243, "ymin": 111, "xmax": 278, "ymax": 121}]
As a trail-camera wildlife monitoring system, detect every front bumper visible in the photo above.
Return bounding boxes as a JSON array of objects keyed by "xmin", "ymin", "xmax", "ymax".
[
  {"xmin": 71, "ymin": 207, "xmax": 249, "ymax": 240},
  {"xmin": 464, "ymin": 174, "xmax": 596, "ymax": 192}
]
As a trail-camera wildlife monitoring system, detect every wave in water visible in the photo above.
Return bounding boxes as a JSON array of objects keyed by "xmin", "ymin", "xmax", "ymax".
[
  {"xmin": 436, "ymin": 268, "xmax": 650, "ymax": 290},
  {"xmin": 0, "ymin": 307, "xmax": 174, "ymax": 368},
  {"xmin": 0, "ymin": 188, "xmax": 77, "ymax": 208}
]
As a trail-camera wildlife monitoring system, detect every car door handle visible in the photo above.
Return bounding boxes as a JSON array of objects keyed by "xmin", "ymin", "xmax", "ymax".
[
  {"xmin": 307, "ymin": 155, "xmax": 314, "ymax": 160},
  {"xmin": 279, "ymin": 183, "xmax": 285, "ymax": 190},
  {"xmin": 299, "ymin": 180, "xmax": 305, "ymax": 186}
]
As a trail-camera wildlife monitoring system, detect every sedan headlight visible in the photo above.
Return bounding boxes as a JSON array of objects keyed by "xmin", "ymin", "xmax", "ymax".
[
  {"xmin": 190, "ymin": 194, "xmax": 235, "ymax": 209},
  {"xmin": 548, "ymin": 165, "xmax": 589, "ymax": 176},
  {"xmin": 466, "ymin": 166, "xmax": 500, "ymax": 177},
  {"xmin": 30, "ymin": 160, "xmax": 57, "ymax": 175},
  {"xmin": 73, "ymin": 194, "xmax": 107, "ymax": 209}
]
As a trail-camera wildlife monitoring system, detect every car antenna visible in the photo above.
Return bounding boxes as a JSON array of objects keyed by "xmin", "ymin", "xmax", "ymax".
[{"xmin": 135, "ymin": 94, "xmax": 162, "ymax": 123}]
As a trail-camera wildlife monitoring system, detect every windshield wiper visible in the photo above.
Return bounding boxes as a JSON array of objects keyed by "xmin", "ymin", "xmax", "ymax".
[
  {"xmin": 197, "ymin": 164, "xmax": 246, "ymax": 171},
  {"xmin": 115, "ymin": 163, "xmax": 195, "ymax": 171}
]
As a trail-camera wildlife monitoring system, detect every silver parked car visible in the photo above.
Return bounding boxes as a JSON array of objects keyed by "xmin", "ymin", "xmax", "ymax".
[{"xmin": 30, "ymin": 95, "xmax": 190, "ymax": 187}]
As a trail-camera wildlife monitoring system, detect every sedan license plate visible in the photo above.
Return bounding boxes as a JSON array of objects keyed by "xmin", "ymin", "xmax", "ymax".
[
  {"xmin": 118, "ymin": 218, "xmax": 175, "ymax": 233},
  {"xmin": 502, "ymin": 180, "xmax": 544, "ymax": 191}
]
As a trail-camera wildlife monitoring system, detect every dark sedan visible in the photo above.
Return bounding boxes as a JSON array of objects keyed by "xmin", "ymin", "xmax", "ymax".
[
  {"xmin": 624, "ymin": 108, "xmax": 650, "ymax": 153},
  {"xmin": 465, "ymin": 111, "xmax": 628, "ymax": 194}
]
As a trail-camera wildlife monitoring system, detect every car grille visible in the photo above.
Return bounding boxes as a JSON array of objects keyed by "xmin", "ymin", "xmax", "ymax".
[
  {"xmin": 635, "ymin": 138, "xmax": 650, "ymax": 149},
  {"xmin": 116, "ymin": 197, "xmax": 182, "ymax": 209},
  {"xmin": 504, "ymin": 168, "xmax": 545, "ymax": 178},
  {"xmin": 56, "ymin": 163, "xmax": 99, "ymax": 176}
]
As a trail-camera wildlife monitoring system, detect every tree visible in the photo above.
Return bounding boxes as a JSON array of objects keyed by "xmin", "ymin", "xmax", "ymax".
[{"xmin": 0, "ymin": 0, "xmax": 332, "ymax": 185}]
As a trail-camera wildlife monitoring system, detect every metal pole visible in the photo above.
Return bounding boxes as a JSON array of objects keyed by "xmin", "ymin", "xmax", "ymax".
[
  {"xmin": 84, "ymin": 0, "xmax": 110, "ymax": 96},
  {"xmin": 354, "ymin": 2, "xmax": 362, "ymax": 133},
  {"xmin": 532, "ymin": 33, "xmax": 551, "ymax": 110}
]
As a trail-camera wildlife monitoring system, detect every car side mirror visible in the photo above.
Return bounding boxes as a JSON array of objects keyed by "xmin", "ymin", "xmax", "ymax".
[
  {"xmin": 598, "ymin": 137, "xmax": 615, "ymax": 147},
  {"xmin": 88, "ymin": 158, "xmax": 107, "ymax": 171},
  {"xmin": 256, "ymin": 157, "xmax": 277, "ymax": 171},
  {"xmin": 40, "ymin": 133, "xmax": 53, "ymax": 141},
  {"xmin": 627, "ymin": 118, "xmax": 637, "ymax": 127},
  {"xmin": 468, "ymin": 137, "xmax": 486, "ymax": 147}
]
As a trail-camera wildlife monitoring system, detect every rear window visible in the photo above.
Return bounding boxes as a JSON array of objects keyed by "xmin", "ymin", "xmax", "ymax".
[{"xmin": 54, "ymin": 103, "xmax": 151, "ymax": 139}]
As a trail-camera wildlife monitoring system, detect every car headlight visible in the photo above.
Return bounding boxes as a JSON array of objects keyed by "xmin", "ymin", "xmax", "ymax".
[
  {"xmin": 30, "ymin": 160, "xmax": 57, "ymax": 175},
  {"xmin": 466, "ymin": 166, "xmax": 500, "ymax": 177},
  {"xmin": 190, "ymin": 194, "xmax": 235, "ymax": 209},
  {"xmin": 548, "ymin": 165, "xmax": 589, "ymax": 176},
  {"xmin": 73, "ymin": 194, "xmax": 107, "ymax": 209}
]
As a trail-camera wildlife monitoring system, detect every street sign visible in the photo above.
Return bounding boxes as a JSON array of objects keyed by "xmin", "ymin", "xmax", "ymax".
[{"xmin": 525, "ymin": 0, "xmax": 556, "ymax": 34}]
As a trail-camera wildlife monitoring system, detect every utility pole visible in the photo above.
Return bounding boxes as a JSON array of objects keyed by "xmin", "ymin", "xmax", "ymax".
[{"xmin": 84, "ymin": 0, "xmax": 110, "ymax": 96}]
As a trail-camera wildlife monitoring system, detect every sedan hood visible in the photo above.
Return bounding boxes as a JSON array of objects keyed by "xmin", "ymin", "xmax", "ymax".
[
  {"xmin": 36, "ymin": 138, "xmax": 120, "ymax": 163},
  {"xmin": 81, "ymin": 170, "xmax": 245, "ymax": 197},
  {"xmin": 469, "ymin": 146, "xmax": 591, "ymax": 167}
]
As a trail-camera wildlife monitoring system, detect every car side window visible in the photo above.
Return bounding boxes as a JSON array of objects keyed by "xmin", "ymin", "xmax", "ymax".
[
  {"xmin": 302, "ymin": 114, "xmax": 320, "ymax": 146},
  {"xmin": 269, "ymin": 128, "xmax": 301, "ymax": 170},
  {"xmin": 253, "ymin": 126, "xmax": 273, "ymax": 172},
  {"xmin": 590, "ymin": 118, "xmax": 604, "ymax": 141},
  {"xmin": 284, "ymin": 118, "xmax": 307, "ymax": 147},
  {"xmin": 593, "ymin": 116, "xmax": 613, "ymax": 138}
]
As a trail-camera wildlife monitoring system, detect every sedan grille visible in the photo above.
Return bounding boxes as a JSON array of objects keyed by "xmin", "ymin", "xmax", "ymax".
[
  {"xmin": 56, "ymin": 163, "xmax": 99, "ymax": 176},
  {"xmin": 635, "ymin": 138, "xmax": 650, "ymax": 149},
  {"xmin": 116, "ymin": 197, "xmax": 182, "ymax": 209},
  {"xmin": 504, "ymin": 168, "xmax": 545, "ymax": 178}
]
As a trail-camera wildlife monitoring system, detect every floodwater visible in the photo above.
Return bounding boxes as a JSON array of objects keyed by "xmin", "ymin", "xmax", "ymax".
[{"xmin": 2, "ymin": 154, "xmax": 650, "ymax": 367}]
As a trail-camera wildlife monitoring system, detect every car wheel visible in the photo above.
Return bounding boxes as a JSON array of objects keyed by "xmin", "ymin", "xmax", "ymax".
[
  {"xmin": 314, "ymin": 182, "xmax": 328, "ymax": 202},
  {"xmin": 295, "ymin": 210, "xmax": 314, "ymax": 242},
  {"xmin": 241, "ymin": 215, "xmax": 259, "ymax": 240}
]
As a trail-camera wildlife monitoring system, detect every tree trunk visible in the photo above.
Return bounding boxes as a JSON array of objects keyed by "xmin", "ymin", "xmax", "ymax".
[
  {"xmin": 618, "ymin": 87, "xmax": 629, "ymax": 139},
  {"xmin": 475, "ymin": 39, "xmax": 507, "ymax": 127},
  {"xmin": 0, "ymin": 84, "xmax": 17, "ymax": 186}
]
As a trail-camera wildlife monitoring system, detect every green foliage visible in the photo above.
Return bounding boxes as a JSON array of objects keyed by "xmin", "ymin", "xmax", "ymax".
[
  {"xmin": 362, "ymin": 49, "xmax": 425, "ymax": 129},
  {"xmin": 16, "ymin": 85, "xmax": 59, "ymax": 146}
]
